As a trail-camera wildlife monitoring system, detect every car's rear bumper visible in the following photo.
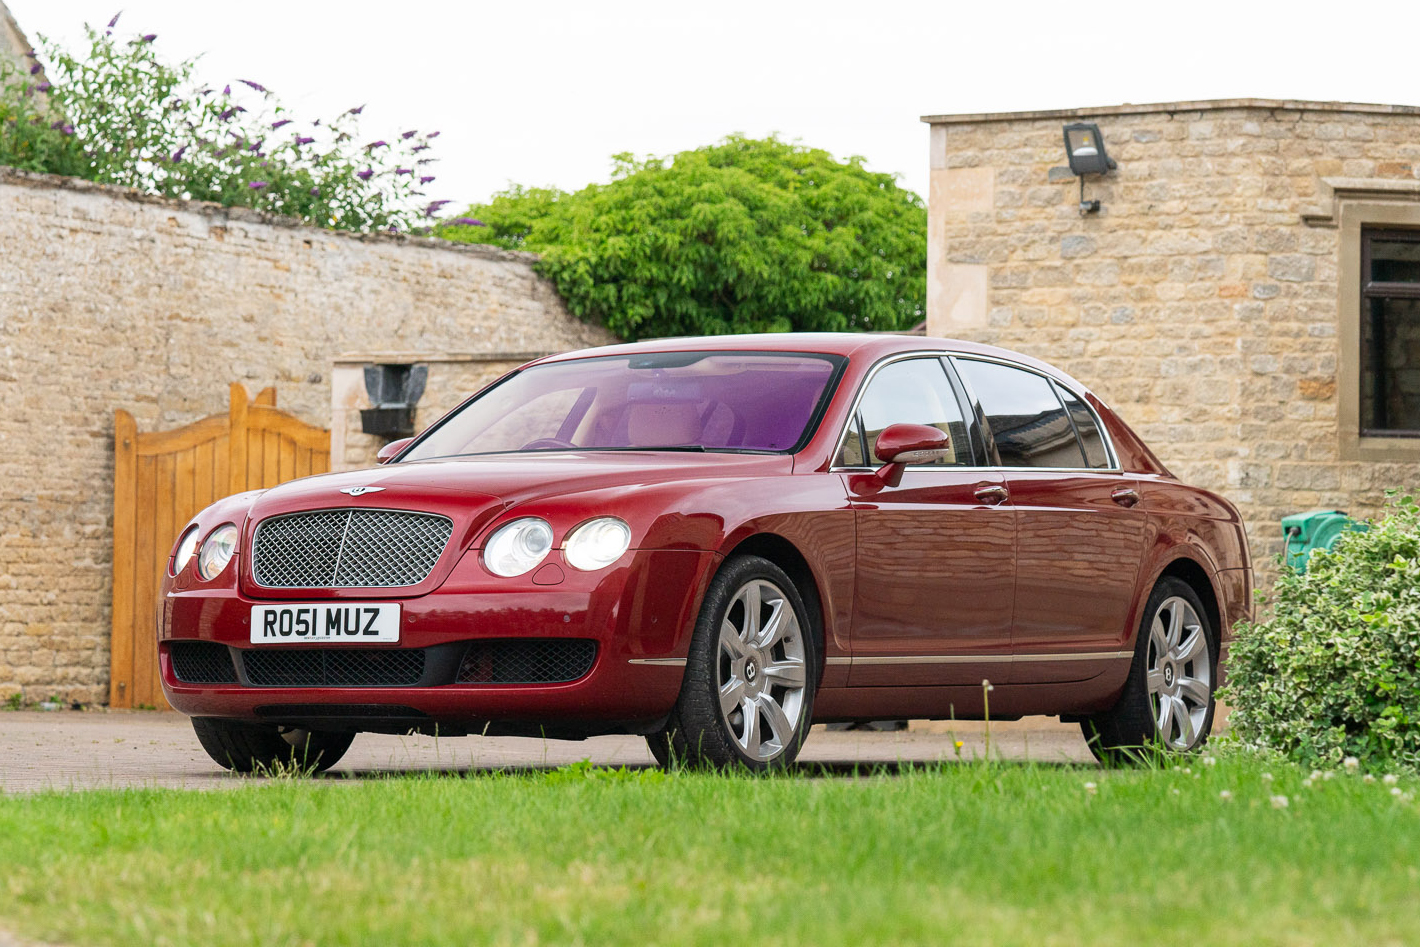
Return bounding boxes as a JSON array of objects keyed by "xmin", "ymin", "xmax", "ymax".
[{"xmin": 159, "ymin": 548, "xmax": 717, "ymax": 735}]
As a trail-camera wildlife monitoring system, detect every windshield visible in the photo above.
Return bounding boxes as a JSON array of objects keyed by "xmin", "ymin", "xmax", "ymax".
[{"xmin": 403, "ymin": 351, "xmax": 845, "ymax": 460}]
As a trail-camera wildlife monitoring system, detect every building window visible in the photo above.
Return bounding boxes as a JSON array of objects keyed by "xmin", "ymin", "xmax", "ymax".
[{"xmin": 1361, "ymin": 229, "xmax": 1420, "ymax": 436}]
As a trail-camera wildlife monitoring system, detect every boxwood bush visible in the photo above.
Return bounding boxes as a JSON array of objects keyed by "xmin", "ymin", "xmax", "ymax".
[{"xmin": 1224, "ymin": 494, "xmax": 1420, "ymax": 769}]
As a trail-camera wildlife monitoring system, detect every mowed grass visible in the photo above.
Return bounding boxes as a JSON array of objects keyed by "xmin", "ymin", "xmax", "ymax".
[{"xmin": 0, "ymin": 754, "xmax": 1417, "ymax": 947}]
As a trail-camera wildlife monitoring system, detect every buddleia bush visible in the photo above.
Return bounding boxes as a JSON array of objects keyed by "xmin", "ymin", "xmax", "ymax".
[
  {"xmin": 1224, "ymin": 494, "xmax": 1420, "ymax": 770},
  {"xmin": 0, "ymin": 14, "xmax": 446, "ymax": 232}
]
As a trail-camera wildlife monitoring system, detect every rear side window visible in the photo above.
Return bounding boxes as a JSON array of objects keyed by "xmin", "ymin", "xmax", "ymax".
[
  {"xmin": 1054, "ymin": 383, "xmax": 1111, "ymax": 469},
  {"xmin": 851, "ymin": 358, "xmax": 970, "ymax": 466},
  {"xmin": 955, "ymin": 359, "xmax": 1086, "ymax": 468}
]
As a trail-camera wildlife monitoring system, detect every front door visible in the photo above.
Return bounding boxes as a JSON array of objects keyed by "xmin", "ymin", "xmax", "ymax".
[{"xmin": 843, "ymin": 357, "xmax": 1016, "ymax": 686}]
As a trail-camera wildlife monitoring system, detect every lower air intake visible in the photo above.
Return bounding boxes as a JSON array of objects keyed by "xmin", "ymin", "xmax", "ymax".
[
  {"xmin": 242, "ymin": 648, "xmax": 427, "ymax": 687},
  {"xmin": 170, "ymin": 641, "xmax": 239, "ymax": 684},
  {"xmin": 457, "ymin": 639, "xmax": 597, "ymax": 684}
]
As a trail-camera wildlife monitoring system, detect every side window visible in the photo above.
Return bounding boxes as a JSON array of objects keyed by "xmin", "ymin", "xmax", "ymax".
[
  {"xmin": 834, "ymin": 418, "xmax": 866, "ymax": 467},
  {"xmin": 1054, "ymin": 383, "xmax": 1111, "ymax": 469},
  {"xmin": 854, "ymin": 359, "xmax": 969, "ymax": 466},
  {"xmin": 956, "ymin": 360, "xmax": 1086, "ymax": 468}
]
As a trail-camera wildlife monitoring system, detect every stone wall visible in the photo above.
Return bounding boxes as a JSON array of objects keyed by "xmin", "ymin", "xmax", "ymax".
[
  {"xmin": 0, "ymin": 168, "xmax": 614, "ymax": 702},
  {"xmin": 923, "ymin": 99, "xmax": 1420, "ymax": 577}
]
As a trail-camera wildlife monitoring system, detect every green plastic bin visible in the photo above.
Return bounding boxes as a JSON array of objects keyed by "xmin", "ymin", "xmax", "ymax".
[{"xmin": 1281, "ymin": 509, "xmax": 1364, "ymax": 572}]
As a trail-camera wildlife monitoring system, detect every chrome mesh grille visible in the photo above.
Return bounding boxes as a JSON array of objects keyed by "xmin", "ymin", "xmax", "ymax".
[{"xmin": 253, "ymin": 509, "xmax": 453, "ymax": 588}]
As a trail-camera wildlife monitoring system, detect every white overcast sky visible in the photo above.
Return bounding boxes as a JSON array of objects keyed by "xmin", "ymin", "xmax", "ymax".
[{"xmin": 8, "ymin": 0, "xmax": 1420, "ymax": 209}]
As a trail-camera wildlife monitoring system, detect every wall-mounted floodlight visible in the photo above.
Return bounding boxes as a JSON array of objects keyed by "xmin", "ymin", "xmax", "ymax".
[{"xmin": 1062, "ymin": 122, "xmax": 1116, "ymax": 215}]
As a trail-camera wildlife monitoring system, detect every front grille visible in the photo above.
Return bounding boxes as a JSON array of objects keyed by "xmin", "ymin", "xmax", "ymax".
[
  {"xmin": 170, "ymin": 641, "xmax": 238, "ymax": 684},
  {"xmin": 242, "ymin": 648, "xmax": 427, "ymax": 687},
  {"xmin": 253, "ymin": 509, "xmax": 453, "ymax": 588},
  {"xmin": 457, "ymin": 639, "xmax": 597, "ymax": 684}
]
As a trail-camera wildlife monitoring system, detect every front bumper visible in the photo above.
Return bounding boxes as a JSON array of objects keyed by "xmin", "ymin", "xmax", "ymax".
[{"xmin": 159, "ymin": 548, "xmax": 718, "ymax": 736}]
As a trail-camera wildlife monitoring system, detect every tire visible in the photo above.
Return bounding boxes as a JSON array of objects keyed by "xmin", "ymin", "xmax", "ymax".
[
  {"xmin": 191, "ymin": 717, "xmax": 355, "ymax": 774},
  {"xmin": 647, "ymin": 555, "xmax": 818, "ymax": 771},
  {"xmin": 1082, "ymin": 576, "xmax": 1217, "ymax": 764}
]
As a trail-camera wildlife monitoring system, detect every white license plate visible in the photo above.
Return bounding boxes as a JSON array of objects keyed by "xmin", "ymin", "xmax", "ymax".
[{"xmin": 250, "ymin": 603, "xmax": 401, "ymax": 644}]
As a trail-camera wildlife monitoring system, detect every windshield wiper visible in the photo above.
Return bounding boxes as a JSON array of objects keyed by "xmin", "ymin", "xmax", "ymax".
[{"xmin": 594, "ymin": 445, "xmax": 707, "ymax": 452}]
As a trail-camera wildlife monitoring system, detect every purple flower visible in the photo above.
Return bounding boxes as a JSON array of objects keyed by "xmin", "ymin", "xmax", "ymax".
[
  {"xmin": 270, "ymin": 119, "xmax": 292, "ymax": 130},
  {"xmin": 248, "ymin": 139, "xmax": 263, "ymax": 152},
  {"xmin": 449, "ymin": 217, "xmax": 484, "ymax": 226},
  {"xmin": 395, "ymin": 167, "xmax": 412, "ymax": 176},
  {"xmin": 346, "ymin": 104, "xmax": 365, "ymax": 115},
  {"xmin": 426, "ymin": 131, "xmax": 440, "ymax": 139},
  {"xmin": 140, "ymin": 34, "xmax": 157, "ymax": 43},
  {"xmin": 36, "ymin": 82, "xmax": 50, "ymax": 93},
  {"xmin": 401, "ymin": 130, "xmax": 417, "ymax": 139},
  {"xmin": 248, "ymin": 181, "xmax": 267, "ymax": 189},
  {"xmin": 222, "ymin": 84, "xmax": 231, "ymax": 96},
  {"xmin": 419, "ymin": 175, "xmax": 435, "ymax": 184},
  {"xmin": 310, "ymin": 186, "xmax": 320, "ymax": 196},
  {"xmin": 215, "ymin": 149, "xmax": 226, "ymax": 157},
  {"xmin": 171, "ymin": 145, "xmax": 187, "ymax": 163},
  {"xmin": 60, "ymin": 124, "xmax": 74, "ymax": 136},
  {"xmin": 218, "ymin": 106, "xmax": 246, "ymax": 121},
  {"xmin": 365, "ymin": 140, "xmax": 388, "ymax": 150},
  {"xmin": 423, "ymin": 200, "xmax": 452, "ymax": 217},
  {"xmin": 239, "ymin": 79, "xmax": 266, "ymax": 92},
  {"xmin": 295, "ymin": 136, "xmax": 314, "ymax": 145},
  {"xmin": 29, "ymin": 63, "xmax": 41, "ymax": 75},
  {"xmin": 387, "ymin": 224, "xmax": 400, "ymax": 233},
  {"xmin": 107, "ymin": 12, "xmax": 122, "ymax": 28},
  {"xmin": 23, "ymin": 49, "xmax": 36, "ymax": 58},
  {"xmin": 411, "ymin": 144, "xmax": 429, "ymax": 153},
  {"xmin": 356, "ymin": 169, "xmax": 374, "ymax": 181}
]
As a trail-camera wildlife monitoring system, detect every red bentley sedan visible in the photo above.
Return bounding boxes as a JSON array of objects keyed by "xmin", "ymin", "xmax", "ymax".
[{"xmin": 159, "ymin": 334, "xmax": 1251, "ymax": 772}]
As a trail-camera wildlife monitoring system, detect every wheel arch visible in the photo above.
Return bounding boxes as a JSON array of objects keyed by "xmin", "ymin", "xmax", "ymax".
[{"xmin": 724, "ymin": 533, "xmax": 827, "ymax": 683}]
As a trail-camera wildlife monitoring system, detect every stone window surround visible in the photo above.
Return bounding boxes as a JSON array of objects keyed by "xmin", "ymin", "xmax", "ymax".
[{"xmin": 1306, "ymin": 178, "xmax": 1420, "ymax": 462}]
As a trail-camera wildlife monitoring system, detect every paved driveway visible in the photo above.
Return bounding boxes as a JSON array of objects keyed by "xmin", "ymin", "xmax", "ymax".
[{"xmin": 0, "ymin": 711, "xmax": 1095, "ymax": 792}]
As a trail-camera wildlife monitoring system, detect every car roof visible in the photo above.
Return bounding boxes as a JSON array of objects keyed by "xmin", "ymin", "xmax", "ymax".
[{"xmin": 534, "ymin": 333, "xmax": 1090, "ymax": 393}]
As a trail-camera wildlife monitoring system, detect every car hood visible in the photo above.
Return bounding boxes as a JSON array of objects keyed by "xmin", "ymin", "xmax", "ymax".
[{"xmin": 246, "ymin": 450, "xmax": 793, "ymax": 521}]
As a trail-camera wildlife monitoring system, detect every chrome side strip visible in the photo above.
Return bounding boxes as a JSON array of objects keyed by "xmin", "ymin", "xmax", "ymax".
[{"xmin": 631, "ymin": 651, "xmax": 1130, "ymax": 669}]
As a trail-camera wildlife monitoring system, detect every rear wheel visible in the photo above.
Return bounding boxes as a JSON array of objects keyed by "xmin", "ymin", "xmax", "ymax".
[
  {"xmin": 191, "ymin": 717, "xmax": 355, "ymax": 773},
  {"xmin": 647, "ymin": 555, "xmax": 817, "ymax": 771},
  {"xmin": 1082, "ymin": 577, "xmax": 1216, "ymax": 763}
]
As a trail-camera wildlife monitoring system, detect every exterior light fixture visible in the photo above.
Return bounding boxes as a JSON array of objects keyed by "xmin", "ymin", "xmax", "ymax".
[{"xmin": 1062, "ymin": 122, "xmax": 1116, "ymax": 215}]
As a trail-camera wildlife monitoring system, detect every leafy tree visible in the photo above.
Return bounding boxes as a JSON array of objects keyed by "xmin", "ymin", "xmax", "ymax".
[
  {"xmin": 0, "ymin": 16, "xmax": 446, "ymax": 232},
  {"xmin": 438, "ymin": 136, "xmax": 927, "ymax": 340}
]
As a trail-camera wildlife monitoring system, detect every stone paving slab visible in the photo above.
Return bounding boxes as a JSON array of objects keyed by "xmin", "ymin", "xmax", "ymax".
[{"xmin": 0, "ymin": 711, "xmax": 1095, "ymax": 792}]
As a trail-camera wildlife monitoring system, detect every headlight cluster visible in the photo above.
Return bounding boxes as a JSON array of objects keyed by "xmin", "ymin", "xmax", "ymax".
[
  {"xmin": 171, "ymin": 523, "xmax": 241, "ymax": 580},
  {"xmin": 483, "ymin": 516, "xmax": 631, "ymax": 577}
]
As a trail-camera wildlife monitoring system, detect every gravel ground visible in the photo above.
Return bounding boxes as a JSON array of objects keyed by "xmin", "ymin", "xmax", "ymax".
[{"xmin": 0, "ymin": 710, "xmax": 1095, "ymax": 792}]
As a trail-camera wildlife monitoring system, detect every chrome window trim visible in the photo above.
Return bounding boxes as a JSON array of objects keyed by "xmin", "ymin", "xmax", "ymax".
[
  {"xmin": 849, "ymin": 650, "xmax": 1133, "ymax": 666},
  {"xmin": 827, "ymin": 350, "xmax": 1122, "ymax": 474}
]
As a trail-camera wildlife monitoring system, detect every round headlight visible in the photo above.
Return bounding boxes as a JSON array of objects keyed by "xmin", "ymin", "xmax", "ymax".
[
  {"xmin": 197, "ymin": 524, "xmax": 239, "ymax": 581},
  {"xmin": 483, "ymin": 517, "xmax": 554, "ymax": 577},
  {"xmin": 563, "ymin": 517, "xmax": 631, "ymax": 571},
  {"xmin": 172, "ymin": 525, "xmax": 201, "ymax": 575}
]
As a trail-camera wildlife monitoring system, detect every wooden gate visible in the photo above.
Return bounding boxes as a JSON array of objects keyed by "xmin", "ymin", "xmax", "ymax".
[{"xmin": 110, "ymin": 383, "xmax": 331, "ymax": 708}]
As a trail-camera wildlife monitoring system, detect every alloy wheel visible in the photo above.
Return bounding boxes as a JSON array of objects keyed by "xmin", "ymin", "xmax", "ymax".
[
  {"xmin": 716, "ymin": 578, "xmax": 808, "ymax": 763},
  {"xmin": 1145, "ymin": 596, "xmax": 1212, "ymax": 751}
]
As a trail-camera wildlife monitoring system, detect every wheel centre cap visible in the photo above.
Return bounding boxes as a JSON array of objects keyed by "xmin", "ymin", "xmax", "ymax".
[
  {"xmin": 745, "ymin": 659, "xmax": 758, "ymax": 683},
  {"xmin": 1163, "ymin": 664, "xmax": 1175, "ymax": 688}
]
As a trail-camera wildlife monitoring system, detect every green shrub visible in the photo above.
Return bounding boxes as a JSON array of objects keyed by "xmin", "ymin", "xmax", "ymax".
[
  {"xmin": 0, "ymin": 16, "xmax": 445, "ymax": 232},
  {"xmin": 437, "ymin": 136, "xmax": 927, "ymax": 340},
  {"xmin": 1224, "ymin": 494, "xmax": 1420, "ymax": 769}
]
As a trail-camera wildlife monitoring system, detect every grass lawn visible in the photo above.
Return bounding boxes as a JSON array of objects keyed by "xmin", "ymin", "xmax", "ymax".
[{"xmin": 0, "ymin": 753, "xmax": 1416, "ymax": 947}]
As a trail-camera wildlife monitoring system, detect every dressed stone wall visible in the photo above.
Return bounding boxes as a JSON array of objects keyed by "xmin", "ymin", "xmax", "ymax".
[
  {"xmin": 0, "ymin": 168, "xmax": 614, "ymax": 702},
  {"xmin": 923, "ymin": 99, "xmax": 1420, "ymax": 577}
]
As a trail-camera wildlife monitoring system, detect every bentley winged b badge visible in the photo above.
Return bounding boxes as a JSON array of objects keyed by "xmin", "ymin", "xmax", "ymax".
[{"xmin": 339, "ymin": 486, "xmax": 385, "ymax": 497}]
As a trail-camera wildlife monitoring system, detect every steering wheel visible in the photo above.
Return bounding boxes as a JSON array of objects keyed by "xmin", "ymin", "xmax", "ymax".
[{"xmin": 521, "ymin": 437, "xmax": 577, "ymax": 451}]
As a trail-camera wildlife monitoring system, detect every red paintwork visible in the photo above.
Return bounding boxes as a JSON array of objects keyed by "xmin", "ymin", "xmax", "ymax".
[
  {"xmin": 873, "ymin": 423, "xmax": 951, "ymax": 463},
  {"xmin": 159, "ymin": 333, "xmax": 1252, "ymax": 731}
]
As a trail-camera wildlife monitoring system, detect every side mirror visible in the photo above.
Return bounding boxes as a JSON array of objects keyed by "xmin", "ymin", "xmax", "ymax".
[
  {"xmin": 872, "ymin": 423, "xmax": 951, "ymax": 487},
  {"xmin": 376, "ymin": 437, "xmax": 414, "ymax": 465}
]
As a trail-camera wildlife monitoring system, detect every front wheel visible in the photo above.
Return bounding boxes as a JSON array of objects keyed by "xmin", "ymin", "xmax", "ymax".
[
  {"xmin": 192, "ymin": 717, "xmax": 355, "ymax": 774},
  {"xmin": 1082, "ymin": 577, "xmax": 1217, "ymax": 763},
  {"xmin": 647, "ymin": 555, "xmax": 818, "ymax": 771}
]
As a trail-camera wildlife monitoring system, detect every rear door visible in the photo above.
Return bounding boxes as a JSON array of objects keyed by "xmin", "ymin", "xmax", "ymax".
[
  {"xmin": 842, "ymin": 356, "xmax": 1015, "ymax": 687},
  {"xmin": 951, "ymin": 358, "xmax": 1147, "ymax": 682}
]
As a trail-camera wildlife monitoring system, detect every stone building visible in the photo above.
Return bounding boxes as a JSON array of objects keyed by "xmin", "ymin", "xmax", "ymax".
[
  {"xmin": 922, "ymin": 98, "xmax": 1420, "ymax": 570},
  {"xmin": 0, "ymin": 168, "xmax": 613, "ymax": 703}
]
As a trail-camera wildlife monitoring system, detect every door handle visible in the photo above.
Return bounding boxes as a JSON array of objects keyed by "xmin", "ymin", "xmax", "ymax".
[
  {"xmin": 1111, "ymin": 487, "xmax": 1140, "ymax": 508},
  {"xmin": 974, "ymin": 484, "xmax": 1009, "ymax": 505}
]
